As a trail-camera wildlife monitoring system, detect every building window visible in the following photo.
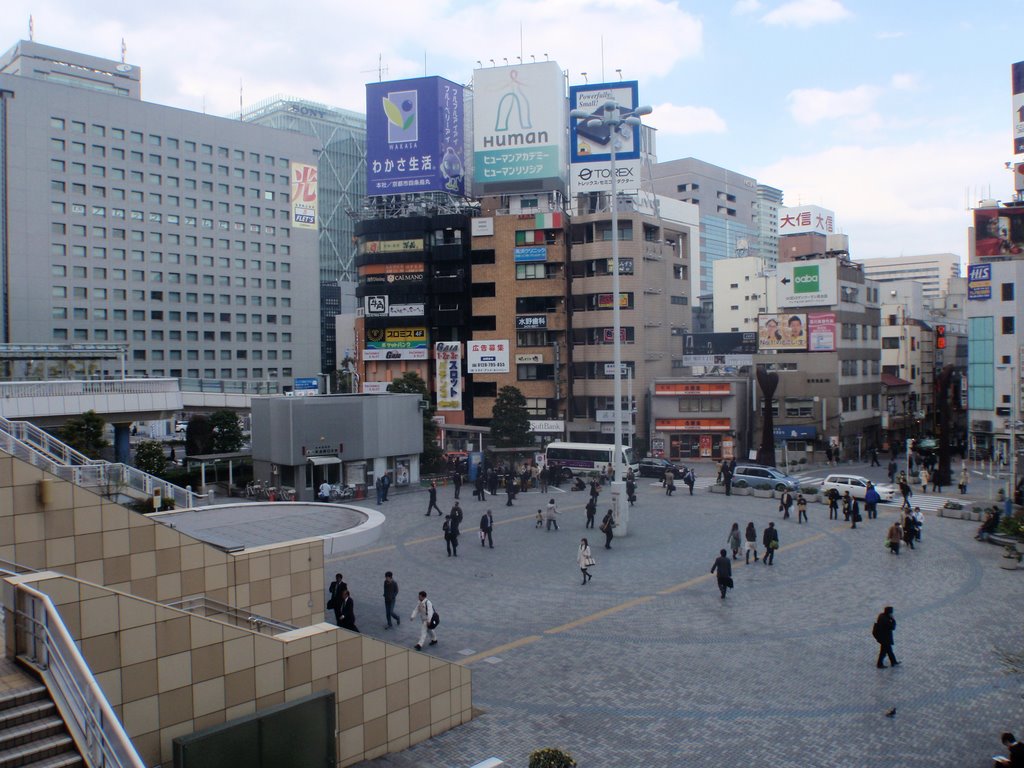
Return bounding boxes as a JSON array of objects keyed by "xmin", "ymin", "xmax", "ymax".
[
  {"xmin": 1003, "ymin": 316, "xmax": 1015, "ymax": 335},
  {"xmin": 1002, "ymin": 283, "xmax": 1015, "ymax": 301}
]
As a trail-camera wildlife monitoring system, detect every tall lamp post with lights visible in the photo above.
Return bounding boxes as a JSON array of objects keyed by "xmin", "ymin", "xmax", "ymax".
[{"xmin": 569, "ymin": 100, "xmax": 651, "ymax": 535}]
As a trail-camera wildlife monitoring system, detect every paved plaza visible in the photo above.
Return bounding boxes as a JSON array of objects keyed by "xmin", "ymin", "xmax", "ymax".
[{"xmin": 327, "ymin": 463, "xmax": 1024, "ymax": 768}]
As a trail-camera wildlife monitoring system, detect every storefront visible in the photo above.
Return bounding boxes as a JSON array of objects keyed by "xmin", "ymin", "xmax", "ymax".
[{"xmin": 649, "ymin": 379, "xmax": 750, "ymax": 463}]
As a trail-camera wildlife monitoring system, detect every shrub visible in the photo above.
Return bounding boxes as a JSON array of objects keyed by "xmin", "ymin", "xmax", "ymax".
[
  {"xmin": 798, "ymin": 457, "xmax": 807, "ymax": 464},
  {"xmin": 529, "ymin": 748, "xmax": 577, "ymax": 768},
  {"xmin": 732, "ymin": 479, "xmax": 749, "ymax": 489},
  {"xmin": 754, "ymin": 482, "xmax": 772, "ymax": 491},
  {"xmin": 999, "ymin": 515, "xmax": 1024, "ymax": 538},
  {"xmin": 801, "ymin": 486, "xmax": 820, "ymax": 495}
]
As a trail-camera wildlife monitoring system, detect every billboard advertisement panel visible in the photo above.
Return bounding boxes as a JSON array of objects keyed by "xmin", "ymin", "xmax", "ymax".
[
  {"xmin": 974, "ymin": 207, "xmax": 1024, "ymax": 257},
  {"xmin": 967, "ymin": 262, "xmax": 992, "ymax": 300},
  {"xmin": 569, "ymin": 80, "xmax": 642, "ymax": 195},
  {"xmin": 779, "ymin": 205, "xmax": 835, "ymax": 236},
  {"xmin": 682, "ymin": 332, "xmax": 757, "ymax": 367},
  {"xmin": 467, "ymin": 340, "xmax": 510, "ymax": 373},
  {"xmin": 365, "ymin": 327, "xmax": 428, "ymax": 349},
  {"xmin": 289, "ymin": 162, "xmax": 318, "ymax": 230},
  {"xmin": 362, "ymin": 348, "xmax": 428, "ymax": 361},
  {"xmin": 1014, "ymin": 61, "xmax": 1024, "ymax": 154},
  {"xmin": 807, "ymin": 312, "xmax": 836, "ymax": 352},
  {"xmin": 776, "ymin": 260, "xmax": 838, "ymax": 307},
  {"xmin": 366, "ymin": 77, "xmax": 465, "ymax": 196},
  {"xmin": 758, "ymin": 313, "xmax": 808, "ymax": 351},
  {"xmin": 359, "ymin": 262, "xmax": 425, "ymax": 286},
  {"xmin": 472, "ymin": 62, "xmax": 567, "ymax": 194},
  {"xmin": 435, "ymin": 342, "xmax": 462, "ymax": 411}
]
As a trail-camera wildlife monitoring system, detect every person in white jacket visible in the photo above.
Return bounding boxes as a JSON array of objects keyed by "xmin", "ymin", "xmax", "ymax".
[
  {"xmin": 412, "ymin": 591, "xmax": 437, "ymax": 650},
  {"xmin": 577, "ymin": 538, "xmax": 594, "ymax": 585}
]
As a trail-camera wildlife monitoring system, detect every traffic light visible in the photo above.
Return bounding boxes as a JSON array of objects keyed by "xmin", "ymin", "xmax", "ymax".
[{"xmin": 936, "ymin": 325, "xmax": 946, "ymax": 349}]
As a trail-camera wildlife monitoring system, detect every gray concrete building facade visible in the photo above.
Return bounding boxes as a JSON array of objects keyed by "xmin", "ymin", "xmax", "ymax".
[{"xmin": 0, "ymin": 41, "xmax": 320, "ymax": 383}]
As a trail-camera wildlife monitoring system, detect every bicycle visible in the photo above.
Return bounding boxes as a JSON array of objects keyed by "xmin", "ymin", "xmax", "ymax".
[
  {"xmin": 329, "ymin": 484, "xmax": 355, "ymax": 501},
  {"xmin": 245, "ymin": 479, "xmax": 267, "ymax": 499}
]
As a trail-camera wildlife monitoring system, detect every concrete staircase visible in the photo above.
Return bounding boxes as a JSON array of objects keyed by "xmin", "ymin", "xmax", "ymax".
[{"xmin": 0, "ymin": 672, "xmax": 82, "ymax": 768}]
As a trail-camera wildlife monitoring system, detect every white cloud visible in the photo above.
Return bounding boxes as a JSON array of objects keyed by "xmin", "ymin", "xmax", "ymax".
[
  {"xmin": 732, "ymin": 0, "xmax": 762, "ymax": 15},
  {"xmin": 651, "ymin": 103, "xmax": 728, "ymax": 135},
  {"xmin": 786, "ymin": 85, "xmax": 880, "ymax": 125},
  {"xmin": 875, "ymin": 30, "xmax": 906, "ymax": 40},
  {"xmin": 889, "ymin": 73, "xmax": 917, "ymax": 91},
  {"xmin": 755, "ymin": 134, "xmax": 1007, "ymax": 259},
  {"xmin": 762, "ymin": 0, "xmax": 851, "ymax": 28}
]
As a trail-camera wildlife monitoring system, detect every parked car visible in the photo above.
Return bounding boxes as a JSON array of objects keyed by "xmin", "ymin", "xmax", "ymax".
[
  {"xmin": 821, "ymin": 474, "xmax": 897, "ymax": 502},
  {"xmin": 174, "ymin": 420, "xmax": 188, "ymax": 433},
  {"xmin": 638, "ymin": 457, "xmax": 687, "ymax": 479},
  {"xmin": 731, "ymin": 464, "xmax": 801, "ymax": 492}
]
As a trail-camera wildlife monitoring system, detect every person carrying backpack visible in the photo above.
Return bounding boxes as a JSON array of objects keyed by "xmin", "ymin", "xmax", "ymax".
[{"xmin": 412, "ymin": 591, "xmax": 438, "ymax": 651}]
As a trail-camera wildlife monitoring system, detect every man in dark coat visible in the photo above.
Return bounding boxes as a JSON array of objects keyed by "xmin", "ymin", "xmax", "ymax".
[
  {"xmin": 762, "ymin": 522, "xmax": 779, "ymax": 565},
  {"xmin": 426, "ymin": 481, "xmax": 442, "ymax": 516},
  {"xmin": 452, "ymin": 470, "xmax": 462, "ymax": 499},
  {"xmin": 338, "ymin": 589, "xmax": 359, "ymax": 633},
  {"xmin": 873, "ymin": 606, "xmax": 899, "ymax": 668},
  {"xmin": 710, "ymin": 548, "xmax": 733, "ymax": 599},
  {"xmin": 479, "ymin": 509, "xmax": 494, "ymax": 548},
  {"xmin": 328, "ymin": 573, "xmax": 347, "ymax": 625}
]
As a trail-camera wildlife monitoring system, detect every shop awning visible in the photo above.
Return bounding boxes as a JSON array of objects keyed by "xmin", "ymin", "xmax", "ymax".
[{"xmin": 306, "ymin": 456, "xmax": 341, "ymax": 466}]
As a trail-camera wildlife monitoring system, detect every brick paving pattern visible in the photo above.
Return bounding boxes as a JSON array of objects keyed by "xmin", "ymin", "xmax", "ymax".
[{"xmin": 328, "ymin": 462, "xmax": 1024, "ymax": 768}]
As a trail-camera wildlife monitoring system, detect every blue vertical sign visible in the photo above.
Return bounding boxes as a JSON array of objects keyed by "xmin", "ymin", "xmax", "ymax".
[{"xmin": 366, "ymin": 76, "xmax": 465, "ymax": 196}]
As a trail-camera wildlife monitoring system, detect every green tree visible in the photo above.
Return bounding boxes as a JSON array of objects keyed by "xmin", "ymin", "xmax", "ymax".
[
  {"xmin": 387, "ymin": 372, "xmax": 444, "ymax": 473},
  {"xmin": 134, "ymin": 440, "xmax": 167, "ymax": 476},
  {"xmin": 185, "ymin": 415, "xmax": 214, "ymax": 456},
  {"xmin": 209, "ymin": 410, "xmax": 244, "ymax": 453},
  {"xmin": 336, "ymin": 356, "xmax": 358, "ymax": 394},
  {"xmin": 490, "ymin": 385, "xmax": 532, "ymax": 448},
  {"xmin": 61, "ymin": 410, "xmax": 109, "ymax": 458}
]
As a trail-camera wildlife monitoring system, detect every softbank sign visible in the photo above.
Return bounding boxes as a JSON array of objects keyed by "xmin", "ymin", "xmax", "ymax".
[{"xmin": 778, "ymin": 261, "xmax": 837, "ymax": 308}]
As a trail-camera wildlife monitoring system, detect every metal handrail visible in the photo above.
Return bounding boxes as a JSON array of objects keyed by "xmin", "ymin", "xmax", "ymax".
[
  {"xmin": 0, "ymin": 378, "xmax": 179, "ymax": 398},
  {"xmin": 162, "ymin": 595, "xmax": 297, "ymax": 636},
  {"xmin": 0, "ymin": 415, "xmax": 103, "ymax": 466},
  {"xmin": 13, "ymin": 582, "xmax": 145, "ymax": 768}
]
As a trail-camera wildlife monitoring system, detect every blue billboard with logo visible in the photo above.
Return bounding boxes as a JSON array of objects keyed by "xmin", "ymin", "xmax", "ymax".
[{"xmin": 366, "ymin": 76, "xmax": 465, "ymax": 196}]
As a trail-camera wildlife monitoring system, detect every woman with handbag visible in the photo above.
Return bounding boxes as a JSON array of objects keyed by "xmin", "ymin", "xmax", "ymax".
[
  {"xmin": 577, "ymin": 538, "xmax": 595, "ymax": 584},
  {"xmin": 727, "ymin": 522, "xmax": 742, "ymax": 560},
  {"xmin": 600, "ymin": 509, "xmax": 616, "ymax": 549}
]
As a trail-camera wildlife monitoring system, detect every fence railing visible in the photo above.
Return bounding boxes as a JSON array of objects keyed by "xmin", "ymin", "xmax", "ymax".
[
  {"xmin": 0, "ymin": 378, "xmax": 179, "ymax": 399},
  {"xmin": 163, "ymin": 595, "xmax": 298, "ymax": 636},
  {"xmin": 179, "ymin": 378, "xmax": 281, "ymax": 395},
  {"xmin": 14, "ymin": 582, "xmax": 146, "ymax": 768},
  {"xmin": 0, "ymin": 415, "xmax": 102, "ymax": 467}
]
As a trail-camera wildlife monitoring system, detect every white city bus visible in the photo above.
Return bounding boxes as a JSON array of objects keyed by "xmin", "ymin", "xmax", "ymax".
[{"xmin": 544, "ymin": 441, "xmax": 638, "ymax": 481}]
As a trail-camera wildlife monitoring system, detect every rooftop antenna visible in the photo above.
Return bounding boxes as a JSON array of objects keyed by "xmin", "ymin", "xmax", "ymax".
[
  {"xmin": 360, "ymin": 54, "xmax": 388, "ymax": 83},
  {"xmin": 29, "ymin": 15, "xmax": 34, "ymax": 41},
  {"xmin": 544, "ymin": 53, "xmax": 549, "ymax": 61},
  {"xmin": 616, "ymin": 68, "xmax": 622, "ymax": 81},
  {"xmin": 239, "ymin": 79, "xmax": 243, "ymax": 121},
  {"xmin": 520, "ymin": 22, "xmax": 524, "ymax": 63},
  {"xmin": 476, "ymin": 60, "xmax": 482, "ymax": 68},
  {"xmin": 601, "ymin": 36, "xmax": 605, "ymax": 80},
  {"xmin": 531, "ymin": 54, "xmax": 536, "ymax": 63},
  {"xmin": 581, "ymin": 72, "xmax": 588, "ymax": 83},
  {"xmin": 121, "ymin": 38, "xmax": 126, "ymax": 64}
]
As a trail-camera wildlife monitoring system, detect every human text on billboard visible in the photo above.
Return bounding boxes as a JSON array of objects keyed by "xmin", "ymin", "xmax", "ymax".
[
  {"xmin": 366, "ymin": 77, "xmax": 465, "ymax": 196},
  {"xmin": 967, "ymin": 263, "xmax": 992, "ymax": 301},
  {"xmin": 758, "ymin": 313, "xmax": 808, "ymax": 351},
  {"xmin": 435, "ymin": 342, "xmax": 462, "ymax": 411},
  {"xmin": 472, "ymin": 62, "xmax": 567, "ymax": 193},
  {"xmin": 807, "ymin": 312, "xmax": 836, "ymax": 352},
  {"xmin": 289, "ymin": 163, "xmax": 318, "ymax": 230},
  {"xmin": 467, "ymin": 340, "xmax": 510, "ymax": 373},
  {"xmin": 779, "ymin": 205, "xmax": 835, "ymax": 236},
  {"xmin": 776, "ymin": 261, "xmax": 837, "ymax": 307},
  {"xmin": 365, "ymin": 327, "xmax": 428, "ymax": 349},
  {"xmin": 569, "ymin": 80, "xmax": 642, "ymax": 195}
]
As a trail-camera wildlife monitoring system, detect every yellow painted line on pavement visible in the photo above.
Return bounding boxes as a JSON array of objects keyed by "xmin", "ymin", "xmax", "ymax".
[
  {"xmin": 459, "ymin": 635, "xmax": 544, "ymax": 665},
  {"xmin": 545, "ymin": 595, "xmax": 657, "ymax": 635}
]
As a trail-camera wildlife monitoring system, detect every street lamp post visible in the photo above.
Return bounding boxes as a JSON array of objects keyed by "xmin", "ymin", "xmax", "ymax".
[{"xmin": 570, "ymin": 100, "xmax": 651, "ymax": 536}]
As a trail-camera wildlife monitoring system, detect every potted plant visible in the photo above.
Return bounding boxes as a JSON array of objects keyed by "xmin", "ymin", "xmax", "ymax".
[
  {"xmin": 732, "ymin": 478, "xmax": 751, "ymax": 496},
  {"xmin": 529, "ymin": 748, "xmax": 577, "ymax": 768},
  {"xmin": 752, "ymin": 482, "xmax": 773, "ymax": 498},
  {"xmin": 800, "ymin": 485, "xmax": 820, "ymax": 503}
]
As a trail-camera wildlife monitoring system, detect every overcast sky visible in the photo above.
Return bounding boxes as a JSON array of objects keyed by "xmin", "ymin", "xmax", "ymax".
[{"xmin": 2, "ymin": 0, "xmax": 1019, "ymax": 263}]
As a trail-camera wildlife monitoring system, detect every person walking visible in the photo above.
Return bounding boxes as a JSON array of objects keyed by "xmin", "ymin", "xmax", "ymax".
[
  {"xmin": 958, "ymin": 465, "xmax": 969, "ymax": 495},
  {"xmin": 796, "ymin": 493, "xmax": 808, "ymax": 524},
  {"xmin": 869, "ymin": 446, "xmax": 880, "ymax": 467},
  {"xmin": 931, "ymin": 469, "xmax": 943, "ymax": 493},
  {"xmin": 426, "ymin": 481, "xmax": 442, "ymax": 516},
  {"xmin": 901, "ymin": 511, "xmax": 916, "ymax": 550},
  {"xmin": 825, "ymin": 444, "xmax": 834, "ymax": 466},
  {"xmin": 505, "ymin": 474, "xmax": 515, "ymax": 506},
  {"xmin": 722, "ymin": 464, "xmax": 733, "ymax": 496},
  {"xmin": 826, "ymin": 488, "xmax": 839, "ymax": 520},
  {"xmin": 585, "ymin": 495, "xmax": 597, "ymax": 528},
  {"xmin": 872, "ymin": 606, "xmax": 899, "ymax": 668},
  {"xmin": 683, "ymin": 467, "xmax": 696, "ymax": 495},
  {"xmin": 912, "ymin": 506, "xmax": 923, "ymax": 542},
  {"xmin": 319, "ymin": 481, "xmax": 332, "ymax": 502},
  {"xmin": 664, "ymin": 468, "xmax": 676, "ymax": 496},
  {"xmin": 887, "ymin": 459, "xmax": 898, "ymax": 484},
  {"xmin": 479, "ymin": 509, "xmax": 494, "ymax": 548},
  {"xmin": 443, "ymin": 514, "xmax": 459, "ymax": 557},
  {"xmin": 625, "ymin": 476, "xmax": 637, "ymax": 507},
  {"xmin": 545, "ymin": 498, "xmax": 559, "ymax": 531},
  {"xmin": 577, "ymin": 538, "xmax": 595, "ymax": 585},
  {"xmin": 375, "ymin": 476, "xmax": 384, "ymax": 506},
  {"xmin": 865, "ymin": 482, "xmax": 880, "ymax": 520},
  {"xmin": 744, "ymin": 522, "xmax": 759, "ymax": 563},
  {"xmin": 338, "ymin": 589, "xmax": 359, "ymax": 633},
  {"xmin": 919, "ymin": 467, "xmax": 930, "ymax": 494},
  {"xmin": 383, "ymin": 572, "xmax": 400, "ymax": 630},
  {"xmin": 887, "ymin": 520, "xmax": 902, "ymax": 554},
  {"xmin": 412, "ymin": 591, "xmax": 437, "ymax": 650},
  {"xmin": 539, "ymin": 466, "xmax": 549, "ymax": 495},
  {"xmin": 841, "ymin": 491, "xmax": 852, "ymax": 522},
  {"xmin": 727, "ymin": 522, "xmax": 742, "ymax": 560},
  {"xmin": 711, "ymin": 548, "xmax": 733, "ymax": 599},
  {"xmin": 328, "ymin": 573, "xmax": 347, "ymax": 625},
  {"xmin": 779, "ymin": 489, "xmax": 793, "ymax": 520},
  {"xmin": 762, "ymin": 522, "xmax": 779, "ymax": 566},
  {"xmin": 450, "ymin": 501, "xmax": 463, "ymax": 528},
  {"xmin": 600, "ymin": 509, "xmax": 615, "ymax": 549},
  {"xmin": 452, "ymin": 470, "xmax": 462, "ymax": 499},
  {"xmin": 487, "ymin": 468, "xmax": 499, "ymax": 497},
  {"xmin": 474, "ymin": 472, "xmax": 486, "ymax": 501},
  {"xmin": 850, "ymin": 498, "xmax": 861, "ymax": 529},
  {"xmin": 898, "ymin": 479, "xmax": 913, "ymax": 511},
  {"xmin": 381, "ymin": 473, "xmax": 391, "ymax": 502}
]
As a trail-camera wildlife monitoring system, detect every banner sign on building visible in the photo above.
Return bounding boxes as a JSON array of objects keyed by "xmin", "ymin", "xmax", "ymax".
[
  {"xmin": 807, "ymin": 312, "xmax": 836, "ymax": 352},
  {"xmin": 472, "ymin": 218, "xmax": 494, "ymax": 236},
  {"xmin": 366, "ymin": 76, "xmax": 465, "ymax": 196},
  {"xmin": 362, "ymin": 348, "xmax": 429, "ymax": 361},
  {"xmin": 569, "ymin": 80, "xmax": 642, "ymax": 195},
  {"xmin": 516, "ymin": 354, "xmax": 544, "ymax": 364},
  {"xmin": 364, "ymin": 295, "xmax": 388, "ymax": 317},
  {"xmin": 365, "ymin": 327, "xmax": 428, "ymax": 349},
  {"xmin": 472, "ymin": 62, "xmax": 567, "ymax": 194},
  {"xmin": 292, "ymin": 377, "xmax": 319, "ymax": 396},
  {"xmin": 359, "ymin": 262, "xmax": 425, "ymax": 286},
  {"xmin": 973, "ymin": 208, "xmax": 1024, "ymax": 257},
  {"xmin": 359, "ymin": 239, "xmax": 424, "ymax": 254},
  {"xmin": 779, "ymin": 205, "xmax": 835, "ymax": 236},
  {"xmin": 967, "ymin": 262, "xmax": 992, "ymax": 300},
  {"xmin": 597, "ymin": 292, "xmax": 630, "ymax": 309},
  {"xmin": 467, "ymin": 340, "xmax": 510, "ymax": 373},
  {"xmin": 435, "ymin": 342, "xmax": 462, "ymax": 411},
  {"xmin": 1014, "ymin": 61, "xmax": 1024, "ymax": 154},
  {"xmin": 388, "ymin": 303, "xmax": 425, "ymax": 317},
  {"xmin": 776, "ymin": 260, "xmax": 838, "ymax": 307},
  {"xmin": 289, "ymin": 163, "xmax": 318, "ymax": 230},
  {"xmin": 514, "ymin": 246, "xmax": 547, "ymax": 263},
  {"xmin": 773, "ymin": 425, "xmax": 818, "ymax": 440},
  {"xmin": 758, "ymin": 313, "xmax": 808, "ymax": 351},
  {"xmin": 516, "ymin": 315, "xmax": 548, "ymax": 329},
  {"xmin": 681, "ymin": 332, "xmax": 756, "ymax": 367}
]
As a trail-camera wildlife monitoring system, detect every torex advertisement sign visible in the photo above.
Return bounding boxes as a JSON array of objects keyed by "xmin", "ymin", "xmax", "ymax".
[
  {"xmin": 569, "ymin": 80, "xmax": 642, "ymax": 195},
  {"xmin": 472, "ymin": 61, "xmax": 567, "ymax": 195},
  {"xmin": 366, "ymin": 76, "xmax": 465, "ymax": 196}
]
